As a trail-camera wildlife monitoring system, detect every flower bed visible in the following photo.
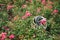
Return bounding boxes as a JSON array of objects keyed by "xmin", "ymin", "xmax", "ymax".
[{"xmin": 0, "ymin": 0, "xmax": 60, "ymax": 40}]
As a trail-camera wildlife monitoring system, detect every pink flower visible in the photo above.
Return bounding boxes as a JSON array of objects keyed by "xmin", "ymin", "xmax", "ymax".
[
  {"xmin": 22, "ymin": 15, "xmax": 28, "ymax": 19},
  {"xmin": 53, "ymin": 9, "xmax": 58, "ymax": 13},
  {"xmin": 9, "ymin": 34, "xmax": 15, "ymax": 39},
  {"xmin": 37, "ymin": 7, "xmax": 41, "ymax": 13},
  {"xmin": 7, "ymin": 5, "xmax": 14, "ymax": 10},
  {"xmin": 29, "ymin": 0, "xmax": 32, "ymax": 2},
  {"xmin": 13, "ymin": 15, "xmax": 19, "ymax": 21},
  {"xmin": 22, "ymin": 11, "xmax": 32, "ymax": 19},
  {"xmin": 41, "ymin": 0, "xmax": 46, "ymax": 5},
  {"xmin": 25, "ymin": 11, "xmax": 32, "ymax": 16},
  {"xmin": 51, "ymin": 9, "xmax": 58, "ymax": 15},
  {"xmin": 0, "ymin": 32, "xmax": 7, "ymax": 40},
  {"xmin": 40, "ymin": 18, "xmax": 46, "ymax": 25},
  {"xmin": 48, "ymin": 1, "xmax": 54, "ymax": 5},
  {"xmin": 3, "ymin": 26, "xmax": 9, "ymax": 30},
  {"xmin": 22, "ymin": 4, "xmax": 27, "ymax": 8},
  {"xmin": 48, "ymin": 5, "xmax": 53, "ymax": 9}
]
